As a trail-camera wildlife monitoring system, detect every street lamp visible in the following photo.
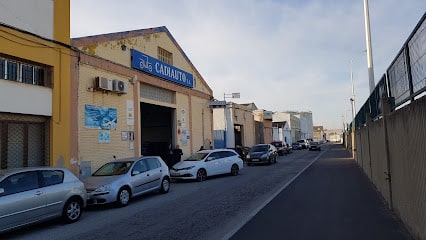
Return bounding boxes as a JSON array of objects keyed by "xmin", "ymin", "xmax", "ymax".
[
  {"xmin": 350, "ymin": 59, "xmax": 356, "ymax": 125},
  {"xmin": 364, "ymin": 0, "xmax": 375, "ymax": 94}
]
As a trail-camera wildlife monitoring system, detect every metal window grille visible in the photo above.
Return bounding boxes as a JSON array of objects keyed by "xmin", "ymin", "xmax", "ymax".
[
  {"xmin": 158, "ymin": 47, "xmax": 173, "ymax": 65},
  {"xmin": 0, "ymin": 114, "xmax": 49, "ymax": 169}
]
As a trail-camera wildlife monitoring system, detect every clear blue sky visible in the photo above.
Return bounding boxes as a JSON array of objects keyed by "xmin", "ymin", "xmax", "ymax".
[{"xmin": 71, "ymin": 0, "xmax": 425, "ymax": 130}]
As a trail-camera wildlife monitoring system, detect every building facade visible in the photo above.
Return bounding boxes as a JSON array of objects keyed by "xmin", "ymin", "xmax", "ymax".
[
  {"xmin": 0, "ymin": 1, "xmax": 74, "ymax": 171},
  {"xmin": 71, "ymin": 27, "xmax": 213, "ymax": 173},
  {"xmin": 213, "ymin": 102, "xmax": 255, "ymax": 148},
  {"xmin": 272, "ymin": 112, "xmax": 301, "ymax": 143}
]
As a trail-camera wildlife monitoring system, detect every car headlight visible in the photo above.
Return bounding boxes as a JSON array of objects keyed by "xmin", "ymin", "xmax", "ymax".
[
  {"xmin": 246, "ymin": 154, "xmax": 251, "ymax": 159},
  {"xmin": 182, "ymin": 166, "xmax": 195, "ymax": 170},
  {"xmin": 262, "ymin": 153, "xmax": 268, "ymax": 158},
  {"xmin": 95, "ymin": 184, "xmax": 112, "ymax": 192}
]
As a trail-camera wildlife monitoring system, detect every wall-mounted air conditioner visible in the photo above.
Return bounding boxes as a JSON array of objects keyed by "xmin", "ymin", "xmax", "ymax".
[
  {"xmin": 112, "ymin": 80, "xmax": 127, "ymax": 94},
  {"xmin": 95, "ymin": 77, "xmax": 113, "ymax": 91}
]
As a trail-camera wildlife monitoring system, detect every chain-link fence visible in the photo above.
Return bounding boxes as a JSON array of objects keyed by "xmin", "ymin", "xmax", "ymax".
[{"xmin": 351, "ymin": 12, "xmax": 425, "ymax": 129}]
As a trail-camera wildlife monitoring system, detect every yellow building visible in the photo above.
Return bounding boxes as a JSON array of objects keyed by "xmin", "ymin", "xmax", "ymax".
[
  {"xmin": 71, "ymin": 27, "xmax": 214, "ymax": 174},
  {"xmin": 0, "ymin": 1, "xmax": 74, "ymax": 171}
]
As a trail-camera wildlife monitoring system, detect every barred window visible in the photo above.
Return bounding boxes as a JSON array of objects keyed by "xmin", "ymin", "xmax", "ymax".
[
  {"xmin": 0, "ymin": 57, "xmax": 49, "ymax": 87},
  {"xmin": 22, "ymin": 65, "xmax": 34, "ymax": 84},
  {"xmin": 0, "ymin": 59, "xmax": 5, "ymax": 79},
  {"xmin": 7, "ymin": 61, "xmax": 18, "ymax": 81},
  {"xmin": 34, "ymin": 67, "xmax": 44, "ymax": 86},
  {"xmin": 158, "ymin": 47, "xmax": 173, "ymax": 65}
]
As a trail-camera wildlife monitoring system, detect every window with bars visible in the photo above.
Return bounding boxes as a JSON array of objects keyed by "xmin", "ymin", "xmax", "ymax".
[
  {"xmin": 0, "ymin": 119, "xmax": 48, "ymax": 169},
  {"xmin": 158, "ymin": 47, "xmax": 173, "ymax": 65},
  {"xmin": 0, "ymin": 59, "xmax": 5, "ymax": 79},
  {"xmin": 0, "ymin": 57, "xmax": 48, "ymax": 86}
]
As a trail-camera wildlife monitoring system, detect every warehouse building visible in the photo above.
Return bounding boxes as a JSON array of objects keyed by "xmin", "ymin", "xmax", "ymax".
[{"xmin": 71, "ymin": 27, "xmax": 214, "ymax": 173}]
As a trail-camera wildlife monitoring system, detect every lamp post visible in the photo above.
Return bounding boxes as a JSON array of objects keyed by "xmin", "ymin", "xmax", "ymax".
[{"xmin": 364, "ymin": 0, "xmax": 375, "ymax": 94}]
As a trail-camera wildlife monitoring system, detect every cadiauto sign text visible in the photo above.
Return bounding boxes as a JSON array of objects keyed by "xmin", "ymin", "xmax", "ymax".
[{"xmin": 131, "ymin": 49, "xmax": 194, "ymax": 88}]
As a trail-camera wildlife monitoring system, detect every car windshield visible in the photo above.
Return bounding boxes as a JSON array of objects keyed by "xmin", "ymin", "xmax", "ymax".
[
  {"xmin": 185, "ymin": 152, "xmax": 209, "ymax": 161},
  {"xmin": 251, "ymin": 145, "xmax": 268, "ymax": 152},
  {"xmin": 93, "ymin": 161, "xmax": 133, "ymax": 176}
]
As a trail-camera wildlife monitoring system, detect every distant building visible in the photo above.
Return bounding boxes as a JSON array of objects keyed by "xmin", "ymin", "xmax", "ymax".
[
  {"xmin": 313, "ymin": 126, "xmax": 325, "ymax": 141},
  {"xmin": 213, "ymin": 102, "xmax": 255, "ymax": 148},
  {"xmin": 272, "ymin": 112, "xmax": 300, "ymax": 143},
  {"xmin": 252, "ymin": 109, "xmax": 273, "ymax": 144},
  {"xmin": 273, "ymin": 111, "xmax": 313, "ymax": 142}
]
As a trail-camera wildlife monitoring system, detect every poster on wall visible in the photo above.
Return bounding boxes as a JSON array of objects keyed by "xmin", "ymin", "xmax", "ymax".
[
  {"xmin": 98, "ymin": 131, "xmax": 110, "ymax": 144},
  {"xmin": 180, "ymin": 109, "xmax": 188, "ymax": 146},
  {"xmin": 126, "ymin": 100, "xmax": 134, "ymax": 126},
  {"xmin": 85, "ymin": 104, "xmax": 117, "ymax": 130}
]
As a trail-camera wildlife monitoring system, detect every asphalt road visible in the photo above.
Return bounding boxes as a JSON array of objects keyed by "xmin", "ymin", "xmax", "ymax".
[
  {"xmin": 2, "ymin": 145, "xmax": 320, "ymax": 240},
  {"xmin": 230, "ymin": 144, "xmax": 412, "ymax": 240},
  {"xmin": 2, "ymin": 144, "xmax": 410, "ymax": 240}
]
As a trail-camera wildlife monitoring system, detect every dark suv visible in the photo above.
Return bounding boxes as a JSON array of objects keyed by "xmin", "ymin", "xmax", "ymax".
[{"xmin": 270, "ymin": 141, "xmax": 288, "ymax": 156}]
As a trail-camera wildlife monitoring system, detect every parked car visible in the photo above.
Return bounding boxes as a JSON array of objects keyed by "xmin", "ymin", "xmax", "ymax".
[
  {"xmin": 292, "ymin": 142, "xmax": 302, "ymax": 150},
  {"xmin": 246, "ymin": 144, "xmax": 278, "ymax": 166},
  {"xmin": 286, "ymin": 143, "xmax": 293, "ymax": 153},
  {"xmin": 0, "ymin": 167, "xmax": 87, "ymax": 233},
  {"xmin": 309, "ymin": 141, "xmax": 321, "ymax": 151},
  {"xmin": 83, "ymin": 156, "xmax": 170, "ymax": 207},
  {"xmin": 170, "ymin": 149, "xmax": 243, "ymax": 182},
  {"xmin": 297, "ymin": 139, "xmax": 310, "ymax": 149},
  {"xmin": 270, "ymin": 141, "xmax": 289, "ymax": 156}
]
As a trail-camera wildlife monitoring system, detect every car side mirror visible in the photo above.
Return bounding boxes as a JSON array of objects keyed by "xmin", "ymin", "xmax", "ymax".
[
  {"xmin": 206, "ymin": 157, "xmax": 215, "ymax": 161},
  {"xmin": 132, "ymin": 170, "xmax": 140, "ymax": 176}
]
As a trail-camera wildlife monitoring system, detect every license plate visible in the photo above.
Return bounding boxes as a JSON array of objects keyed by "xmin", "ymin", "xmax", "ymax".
[
  {"xmin": 251, "ymin": 159, "xmax": 259, "ymax": 162},
  {"xmin": 171, "ymin": 172, "xmax": 180, "ymax": 176}
]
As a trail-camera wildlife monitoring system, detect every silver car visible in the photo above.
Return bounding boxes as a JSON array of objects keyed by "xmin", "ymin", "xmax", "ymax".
[
  {"xmin": 0, "ymin": 167, "xmax": 87, "ymax": 233},
  {"xmin": 83, "ymin": 156, "xmax": 170, "ymax": 207}
]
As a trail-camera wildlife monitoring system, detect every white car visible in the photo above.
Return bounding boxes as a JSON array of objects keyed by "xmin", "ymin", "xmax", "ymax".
[{"xmin": 170, "ymin": 149, "xmax": 243, "ymax": 181}]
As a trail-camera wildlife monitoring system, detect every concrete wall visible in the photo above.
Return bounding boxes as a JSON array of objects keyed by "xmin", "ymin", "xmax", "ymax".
[{"xmin": 352, "ymin": 96, "xmax": 426, "ymax": 240}]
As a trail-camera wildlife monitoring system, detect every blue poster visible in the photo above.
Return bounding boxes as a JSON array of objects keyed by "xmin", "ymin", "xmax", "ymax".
[
  {"xmin": 98, "ymin": 131, "xmax": 110, "ymax": 144},
  {"xmin": 85, "ymin": 104, "xmax": 117, "ymax": 130}
]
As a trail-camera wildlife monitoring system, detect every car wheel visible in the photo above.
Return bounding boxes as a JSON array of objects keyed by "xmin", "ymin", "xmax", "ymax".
[
  {"xmin": 230, "ymin": 164, "xmax": 239, "ymax": 176},
  {"xmin": 62, "ymin": 198, "xmax": 82, "ymax": 223},
  {"xmin": 116, "ymin": 187, "xmax": 131, "ymax": 207},
  {"xmin": 160, "ymin": 177, "xmax": 170, "ymax": 193},
  {"xmin": 196, "ymin": 169, "xmax": 207, "ymax": 182},
  {"xmin": 274, "ymin": 155, "xmax": 277, "ymax": 163}
]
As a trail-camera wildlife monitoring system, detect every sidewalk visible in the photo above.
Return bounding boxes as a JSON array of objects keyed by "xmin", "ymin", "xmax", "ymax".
[{"xmin": 230, "ymin": 144, "xmax": 412, "ymax": 240}]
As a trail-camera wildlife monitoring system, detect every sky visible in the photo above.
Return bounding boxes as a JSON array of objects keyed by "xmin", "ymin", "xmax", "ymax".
[{"xmin": 70, "ymin": 0, "xmax": 425, "ymax": 130}]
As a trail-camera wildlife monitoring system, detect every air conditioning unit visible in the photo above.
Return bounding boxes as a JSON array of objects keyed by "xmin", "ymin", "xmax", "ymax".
[
  {"xmin": 95, "ymin": 77, "xmax": 113, "ymax": 91},
  {"xmin": 112, "ymin": 80, "xmax": 127, "ymax": 94}
]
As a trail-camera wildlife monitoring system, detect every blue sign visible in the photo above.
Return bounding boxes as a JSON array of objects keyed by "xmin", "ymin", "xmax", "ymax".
[{"xmin": 131, "ymin": 49, "xmax": 194, "ymax": 88}]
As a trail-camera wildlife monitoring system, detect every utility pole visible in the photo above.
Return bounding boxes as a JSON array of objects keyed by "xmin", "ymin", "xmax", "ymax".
[{"xmin": 364, "ymin": 0, "xmax": 375, "ymax": 94}]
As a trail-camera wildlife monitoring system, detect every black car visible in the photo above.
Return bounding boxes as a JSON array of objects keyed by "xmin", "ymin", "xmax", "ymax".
[
  {"xmin": 308, "ymin": 141, "xmax": 321, "ymax": 151},
  {"xmin": 246, "ymin": 144, "xmax": 278, "ymax": 166},
  {"xmin": 292, "ymin": 142, "xmax": 302, "ymax": 150}
]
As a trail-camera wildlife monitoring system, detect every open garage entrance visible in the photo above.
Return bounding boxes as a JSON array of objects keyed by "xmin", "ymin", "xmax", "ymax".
[{"xmin": 140, "ymin": 102, "xmax": 174, "ymax": 161}]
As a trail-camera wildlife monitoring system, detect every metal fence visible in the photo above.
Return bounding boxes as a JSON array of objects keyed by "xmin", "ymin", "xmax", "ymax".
[{"xmin": 352, "ymin": 12, "xmax": 426, "ymax": 129}]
